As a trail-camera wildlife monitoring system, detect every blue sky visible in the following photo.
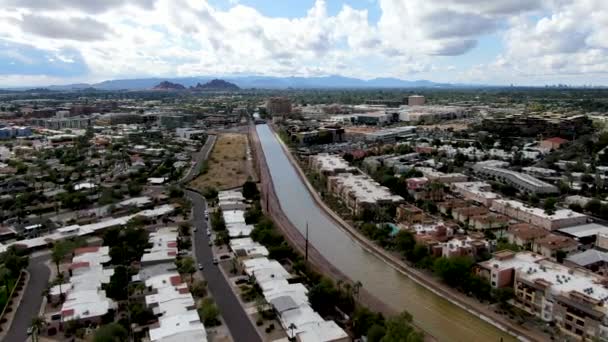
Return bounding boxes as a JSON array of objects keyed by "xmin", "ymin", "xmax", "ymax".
[{"xmin": 0, "ymin": 0, "xmax": 606, "ymax": 86}]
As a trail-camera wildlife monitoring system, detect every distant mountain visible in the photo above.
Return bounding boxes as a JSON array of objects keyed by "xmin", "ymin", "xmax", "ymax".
[
  {"xmin": 29, "ymin": 75, "xmax": 482, "ymax": 91},
  {"xmin": 152, "ymin": 81, "xmax": 186, "ymax": 91},
  {"xmin": 191, "ymin": 79, "xmax": 240, "ymax": 91}
]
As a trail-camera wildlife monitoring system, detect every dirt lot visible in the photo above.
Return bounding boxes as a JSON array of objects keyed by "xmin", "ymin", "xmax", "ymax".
[{"xmin": 190, "ymin": 133, "xmax": 250, "ymax": 190}]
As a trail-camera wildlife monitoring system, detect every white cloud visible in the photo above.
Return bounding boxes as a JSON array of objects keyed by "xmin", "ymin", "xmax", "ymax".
[{"xmin": 0, "ymin": 0, "xmax": 606, "ymax": 85}]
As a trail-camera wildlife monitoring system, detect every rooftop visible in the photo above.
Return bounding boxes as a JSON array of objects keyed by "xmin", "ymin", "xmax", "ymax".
[{"xmin": 493, "ymin": 199, "xmax": 587, "ymax": 221}]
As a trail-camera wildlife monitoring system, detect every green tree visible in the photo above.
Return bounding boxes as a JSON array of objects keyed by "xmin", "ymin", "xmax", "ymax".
[
  {"xmin": 308, "ymin": 277, "xmax": 338, "ymax": 317},
  {"xmin": 367, "ymin": 324, "xmax": 387, "ymax": 342},
  {"xmin": 242, "ymin": 179, "xmax": 259, "ymax": 200},
  {"xmin": 585, "ymin": 199, "xmax": 602, "ymax": 215},
  {"xmin": 105, "ymin": 266, "xmax": 129, "ymax": 300},
  {"xmin": 433, "ymin": 256, "xmax": 474, "ymax": 288},
  {"xmin": 177, "ymin": 257, "xmax": 196, "ymax": 282},
  {"xmin": 93, "ymin": 323, "xmax": 128, "ymax": 342},
  {"xmin": 199, "ymin": 298, "xmax": 220, "ymax": 326},
  {"xmin": 51, "ymin": 241, "xmax": 73, "ymax": 274},
  {"xmin": 543, "ymin": 197, "xmax": 557, "ymax": 215},
  {"xmin": 381, "ymin": 311, "xmax": 422, "ymax": 342}
]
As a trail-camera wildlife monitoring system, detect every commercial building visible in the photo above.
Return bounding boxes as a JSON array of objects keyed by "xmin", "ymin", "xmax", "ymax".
[
  {"xmin": 32, "ymin": 115, "xmax": 93, "ymax": 130},
  {"xmin": 0, "ymin": 126, "xmax": 32, "ymax": 139},
  {"xmin": 408, "ymin": 95, "xmax": 426, "ymax": 106},
  {"xmin": 398, "ymin": 105, "xmax": 469, "ymax": 123},
  {"xmin": 565, "ymin": 249, "xmax": 608, "ymax": 276},
  {"xmin": 491, "ymin": 199, "xmax": 587, "ymax": 231},
  {"xmin": 363, "ymin": 126, "xmax": 416, "ymax": 142},
  {"xmin": 478, "ymin": 251, "xmax": 608, "ymax": 340},
  {"xmin": 473, "ymin": 162, "xmax": 559, "ymax": 194},
  {"xmin": 327, "ymin": 173, "xmax": 403, "ymax": 216},
  {"xmin": 266, "ymin": 97, "xmax": 292, "ymax": 116},
  {"xmin": 96, "ymin": 112, "xmax": 143, "ymax": 125},
  {"xmin": 480, "ymin": 114, "xmax": 593, "ymax": 139}
]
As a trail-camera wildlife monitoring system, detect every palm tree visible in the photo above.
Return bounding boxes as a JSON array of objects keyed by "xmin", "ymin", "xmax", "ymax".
[{"xmin": 30, "ymin": 316, "xmax": 46, "ymax": 342}]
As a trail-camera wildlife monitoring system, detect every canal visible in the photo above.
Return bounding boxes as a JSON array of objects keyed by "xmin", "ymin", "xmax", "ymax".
[{"xmin": 255, "ymin": 124, "xmax": 515, "ymax": 342}]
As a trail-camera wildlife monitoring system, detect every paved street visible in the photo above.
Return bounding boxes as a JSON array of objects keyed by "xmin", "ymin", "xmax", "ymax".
[
  {"xmin": 4, "ymin": 254, "xmax": 50, "ymax": 342},
  {"xmin": 185, "ymin": 190, "xmax": 261, "ymax": 342},
  {"xmin": 181, "ymin": 134, "xmax": 217, "ymax": 184}
]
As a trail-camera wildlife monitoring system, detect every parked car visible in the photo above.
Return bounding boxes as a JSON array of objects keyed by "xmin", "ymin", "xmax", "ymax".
[
  {"xmin": 198, "ymin": 263, "xmax": 204, "ymax": 270},
  {"xmin": 212, "ymin": 258, "xmax": 219, "ymax": 265}
]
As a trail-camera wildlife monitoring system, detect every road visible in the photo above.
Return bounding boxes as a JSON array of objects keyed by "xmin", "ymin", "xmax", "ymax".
[
  {"xmin": 4, "ymin": 254, "xmax": 51, "ymax": 342},
  {"xmin": 185, "ymin": 189, "xmax": 261, "ymax": 342},
  {"xmin": 181, "ymin": 135, "xmax": 217, "ymax": 184}
]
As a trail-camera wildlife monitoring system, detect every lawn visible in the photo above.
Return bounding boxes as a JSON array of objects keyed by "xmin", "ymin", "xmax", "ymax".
[{"xmin": 190, "ymin": 133, "xmax": 250, "ymax": 190}]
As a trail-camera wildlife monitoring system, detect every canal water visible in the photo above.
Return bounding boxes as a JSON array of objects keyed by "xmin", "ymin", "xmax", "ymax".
[{"xmin": 256, "ymin": 124, "xmax": 515, "ymax": 342}]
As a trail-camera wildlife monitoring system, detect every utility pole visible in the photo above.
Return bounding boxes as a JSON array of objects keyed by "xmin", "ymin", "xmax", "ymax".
[{"xmin": 305, "ymin": 221, "xmax": 309, "ymax": 264}]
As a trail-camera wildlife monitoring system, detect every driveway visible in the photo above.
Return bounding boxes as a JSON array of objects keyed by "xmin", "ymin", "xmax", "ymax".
[
  {"xmin": 185, "ymin": 190, "xmax": 261, "ymax": 342},
  {"xmin": 4, "ymin": 254, "xmax": 51, "ymax": 342}
]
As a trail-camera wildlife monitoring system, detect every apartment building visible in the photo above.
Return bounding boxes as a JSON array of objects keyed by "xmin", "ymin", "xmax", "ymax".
[
  {"xmin": 451, "ymin": 181, "xmax": 500, "ymax": 206},
  {"xmin": 440, "ymin": 236, "xmax": 489, "ymax": 258},
  {"xmin": 506, "ymin": 223, "xmax": 549, "ymax": 249},
  {"xmin": 327, "ymin": 173, "xmax": 403, "ymax": 216},
  {"xmin": 417, "ymin": 167, "xmax": 468, "ymax": 184},
  {"xmin": 309, "ymin": 153, "xmax": 356, "ymax": 177},
  {"xmin": 491, "ymin": 199, "xmax": 587, "ymax": 231},
  {"xmin": 473, "ymin": 162, "xmax": 558, "ymax": 194},
  {"xmin": 532, "ymin": 234, "xmax": 579, "ymax": 258},
  {"xmin": 479, "ymin": 251, "xmax": 608, "ymax": 340},
  {"xmin": 396, "ymin": 204, "xmax": 425, "ymax": 225}
]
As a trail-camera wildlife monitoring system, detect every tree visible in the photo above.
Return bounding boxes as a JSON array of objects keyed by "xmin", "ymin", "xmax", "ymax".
[
  {"xmin": 433, "ymin": 256, "xmax": 474, "ymax": 288},
  {"xmin": 51, "ymin": 241, "xmax": 73, "ymax": 274},
  {"xmin": 30, "ymin": 316, "xmax": 46, "ymax": 342},
  {"xmin": 199, "ymin": 298, "xmax": 220, "ymax": 326},
  {"xmin": 93, "ymin": 323, "xmax": 128, "ymax": 342},
  {"xmin": 585, "ymin": 199, "xmax": 602, "ymax": 215},
  {"xmin": 177, "ymin": 257, "xmax": 196, "ymax": 282},
  {"xmin": 368, "ymin": 324, "xmax": 387, "ymax": 342},
  {"xmin": 395, "ymin": 231, "xmax": 416, "ymax": 255},
  {"xmin": 242, "ymin": 179, "xmax": 259, "ymax": 200},
  {"xmin": 179, "ymin": 222, "xmax": 191, "ymax": 237},
  {"xmin": 190, "ymin": 280, "xmax": 208, "ymax": 298},
  {"xmin": 105, "ymin": 266, "xmax": 129, "ymax": 300},
  {"xmin": 308, "ymin": 277, "xmax": 338, "ymax": 317},
  {"xmin": 543, "ymin": 197, "xmax": 557, "ymax": 215},
  {"xmin": 381, "ymin": 311, "xmax": 422, "ymax": 342},
  {"xmin": 352, "ymin": 307, "xmax": 385, "ymax": 337}
]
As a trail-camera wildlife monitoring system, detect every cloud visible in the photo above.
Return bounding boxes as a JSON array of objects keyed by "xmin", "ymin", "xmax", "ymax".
[
  {"xmin": 0, "ymin": 0, "xmax": 156, "ymax": 14},
  {"xmin": 18, "ymin": 14, "xmax": 112, "ymax": 41},
  {"xmin": 0, "ymin": 0, "xmax": 606, "ymax": 85}
]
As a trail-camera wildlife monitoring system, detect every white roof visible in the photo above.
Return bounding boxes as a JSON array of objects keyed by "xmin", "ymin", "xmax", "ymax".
[
  {"xmin": 118, "ymin": 196, "xmax": 152, "ymax": 207},
  {"xmin": 222, "ymin": 210, "xmax": 246, "ymax": 225},
  {"xmin": 330, "ymin": 173, "xmax": 403, "ymax": 204},
  {"xmin": 558, "ymin": 223, "xmax": 608, "ymax": 238},
  {"xmin": 493, "ymin": 199, "xmax": 587, "ymax": 221},
  {"xmin": 229, "ymin": 238, "xmax": 269, "ymax": 256},
  {"xmin": 297, "ymin": 320, "xmax": 350, "ymax": 342},
  {"xmin": 243, "ymin": 258, "xmax": 291, "ymax": 284},
  {"xmin": 311, "ymin": 154, "xmax": 353, "ymax": 173},
  {"xmin": 148, "ymin": 177, "xmax": 168, "ymax": 184},
  {"xmin": 227, "ymin": 223, "xmax": 254, "ymax": 238},
  {"xmin": 74, "ymin": 182, "xmax": 96, "ymax": 190},
  {"xmin": 148, "ymin": 311, "xmax": 207, "ymax": 342}
]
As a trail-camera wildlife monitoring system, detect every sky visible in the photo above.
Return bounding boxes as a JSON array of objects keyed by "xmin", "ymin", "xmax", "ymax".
[{"xmin": 0, "ymin": 0, "xmax": 607, "ymax": 87}]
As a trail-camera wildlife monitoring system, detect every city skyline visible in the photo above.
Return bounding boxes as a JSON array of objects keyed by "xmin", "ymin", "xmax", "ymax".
[{"xmin": 0, "ymin": 0, "xmax": 607, "ymax": 87}]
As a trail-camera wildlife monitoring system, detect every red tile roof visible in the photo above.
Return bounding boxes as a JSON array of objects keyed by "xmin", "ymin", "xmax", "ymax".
[
  {"xmin": 62, "ymin": 309, "xmax": 74, "ymax": 317},
  {"xmin": 167, "ymin": 241, "xmax": 178, "ymax": 248},
  {"xmin": 74, "ymin": 246, "xmax": 100, "ymax": 255},
  {"xmin": 169, "ymin": 275, "xmax": 182, "ymax": 286},
  {"xmin": 69, "ymin": 261, "xmax": 90, "ymax": 269},
  {"xmin": 178, "ymin": 288, "xmax": 190, "ymax": 294}
]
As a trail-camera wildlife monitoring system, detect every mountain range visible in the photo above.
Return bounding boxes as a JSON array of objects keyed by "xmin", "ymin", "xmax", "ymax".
[{"xmin": 33, "ymin": 75, "xmax": 469, "ymax": 91}]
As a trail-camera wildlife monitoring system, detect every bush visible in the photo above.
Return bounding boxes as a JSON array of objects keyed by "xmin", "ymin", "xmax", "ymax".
[{"xmin": 256, "ymin": 318, "xmax": 263, "ymax": 326}]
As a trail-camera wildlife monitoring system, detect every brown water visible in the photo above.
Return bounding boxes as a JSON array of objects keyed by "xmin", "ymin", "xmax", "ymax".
[{"xmin": 256, "ymin": 124, "xmax": 516, "ymax": 342}]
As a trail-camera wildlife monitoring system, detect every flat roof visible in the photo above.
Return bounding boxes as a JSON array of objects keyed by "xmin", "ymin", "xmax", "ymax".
[{"xmin": 558, "ymin": 223, "xmax": 608, "ymax": 238}]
